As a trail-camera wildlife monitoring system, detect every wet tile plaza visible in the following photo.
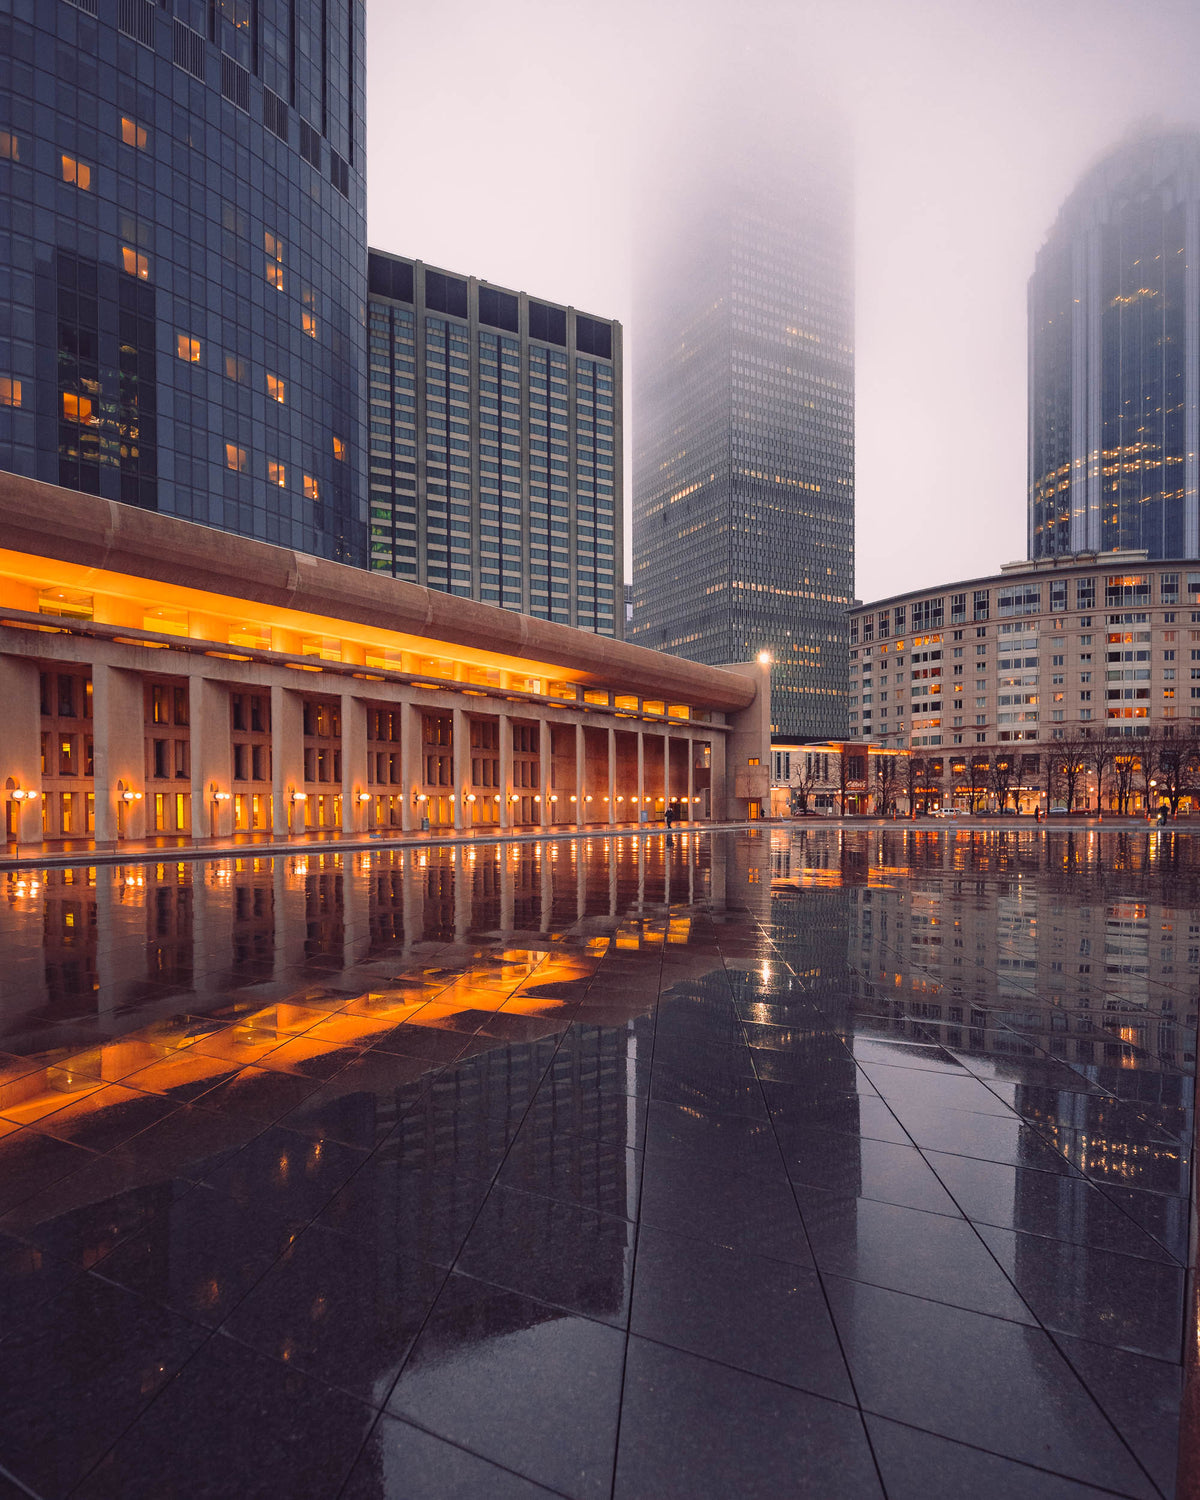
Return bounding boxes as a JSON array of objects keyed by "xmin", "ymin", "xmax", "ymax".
[{"xmin": 0, "ymin": 826, "xmax": 1193, "ymax": 1498}]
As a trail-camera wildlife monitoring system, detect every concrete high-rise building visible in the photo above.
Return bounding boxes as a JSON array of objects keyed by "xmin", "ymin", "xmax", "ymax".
[
  {"xmin": 629, "ymin": 107, "xmax": 855, "ymax": 737},
  {"xmin": 366, "ymin": 251, "xmax": 623, "ymax": 637},
  {"xmin": 0, "ymin": 0, "xmax": 367, "ymax": 565},
  {"xmin": 1029, "ymin": 128, "xmax": 1200, "ymax": 562}
]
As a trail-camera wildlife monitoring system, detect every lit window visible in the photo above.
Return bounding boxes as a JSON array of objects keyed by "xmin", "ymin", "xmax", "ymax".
[
  {"xmin": 267, "ymin": 373, "xmax": 285, "ymax": 403},
  {"xmin": 332, "ymin": 436, "xmax": 346, "ymax": 461},
  {"xmin": 61, "ymin": 392, "xmax": 96, "ymax": 424},
  {"xmin": 301, "ymin": 310, "xmax": 317, "ymax": 337},
  {"xmin": 267, "ymin": 262, "xmax": 284, "ymax": 291},
  {"xmin": 225, "ymin": 444, "xmax": 247, "ymax": 472},
  {"xmin": 61, "ymin": 154, "xmax": 91, "ymax": 190},
  {"xmin": 225, "ymin": 354, "xmax": 247, "ymax": 383},
  {"xmin": 120, "ymin": 117, "xmax": 148, "ymax": 149},
  {"xmin": 121, "ymin": 246, "xmax": 149, "ymax": 279},
  {"xmin": 0, "ymin": 131, "xmax": 18, "ymax": 160},
  {"xmin": 304, "ymin": 474, "xmax": 320, "ymax": 501},
  {"xmin": 0, "ymin": 378, "xmax": 20, "ymax": 408},
  {"xmin": 176, "ymin": 334, "xmax": 201, "ymax": 363},
  {"xmin": 265, "ymin": 231, "xmax": 284, "ymax": 291},
  {"xmin": 268, "ymin": 461, "xmax": 286, "ymax": 487},
  {"xmin": 301, "ymin": 285, "xmax": 317, "ymax": 338}
]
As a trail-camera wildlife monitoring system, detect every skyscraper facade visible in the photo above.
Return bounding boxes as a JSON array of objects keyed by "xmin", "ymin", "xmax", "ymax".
[
  {"xmin": 1029, "ymin": 128, "xmax": 1200, "ymax": 562},
  {"xmin": 630, "ymin": 121, "xmax": 855, "ymax": 737},
  {"xmin": 0, "ymin": 0, "xmax": 367, "ymax": 565},
  {"xmin": 366, "ymin": 251, "xmax": 623, "ymax": 636}
]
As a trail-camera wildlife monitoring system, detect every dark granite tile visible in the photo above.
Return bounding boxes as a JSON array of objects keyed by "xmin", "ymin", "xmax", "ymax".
[
  {"xmin": 1097, "ymin": 1183, "xmax": 1191, "ymax": 1263},
  {"xmin": 276, "ymin": 1050, "xmax": 435, "ymax": 1151},
  {"xmin": 0, "ymin": 1231, "xmax": 81, "ymax": 1329},
  {"xmin": 613, "ymin": 1335, "xmax": 883, "ymax": 1500},
  {"xmin": 224, "ymin": 1222, "xmax": 445, "ymax": 1404},
  {"xmin": 643, "ymin": 1099, "xmax": 784, "ymax": 1180},
  {"xmin": 851, "ymin": 1038, "xmax": 970, "ymax": 1073},
  {"xmin": 785, "ymin": 1134, "xmax": 963, "ymax": 1215},
  {"xmin": 638, "ymin": 1152, "xmax": 811, "ymax": 1266},
  {"xmin": 498, "ymin": 1130, "xmax": 642, "ymax": 1221},
  {"xmin": 825, "ymin": 1277, "xmax": 1156, "ymax": 1497},
  {"xmin": 0, "ymin": 1128, "xmax": 96, "ymax": 1217},
  {"xmin": 0, "ymin": 1273, "xmax": 208, "ymax": 1498},
  {"xmin": 1052, "ymin": 1332, "xmax": 1182, "ymax": 1498},
  {"xmin": 804, "ymin": 1195, "xmax": 1034, "ymax": 1322},
  {"xmin": 75, "ymin": 1328, "xmax": 375, "ymax": 1500},
  {"xmin": 859, "ymin": 1061, "xmax": 1017, "ymax": 1116},
  {"xmin": 865, "ymin": 1413, "xmax": 1135, "ymax": 1499},
  {"xmin": 649, "ymin": 1057, "xmax": 769, "ymax": 1121},
  {"xmin": 387, "ymin": 1272, "xmax": 624, "ymax": 1500},
  {"xmin": 91, "ymin": 1183, "xmax": 300, "ymax": 1327},
  {"xmin": 925, "ymin": 1152, "xmax": 1181, "ymax": 1264},
  {"xmin": 631, "ymin": 1224, "xmax": 852, "ymax": 1399},
  {"xmin": 27, "ymin": 1084, "xmax": 179, "ymax": 1153},
  {"xmin": 317, "ymin": 1155, "xmax": 490, "ymax": 1266},
  {"xmin": 457, "ymin": 1183, "xmax": 633, "ymax": 1327},
  {"xmin": 185, "ymin": 1063, "xmax": 327, "ymax": 1125},
  {"xmin": 202, "ymin": 1125, "xmax": 369, "ymax": 1223},
  {"xmin": 976, "ymin": 1224, "xmax": 1185, "ymax": 1359},
  {"xmin": 109, "ymin": 1103, "xmax": 266, "ymax": 1181},
  {"xmin": 341, "ymin": 1414, "xmax": 563, "ymax": 1499},
  {"xmin": 772, "ymin": 1096, "xmax": 912, "ymax": 1148},
  {"xmin": 889, "ymin": 1102, "xmax": 1079, "ymax": 1175}
]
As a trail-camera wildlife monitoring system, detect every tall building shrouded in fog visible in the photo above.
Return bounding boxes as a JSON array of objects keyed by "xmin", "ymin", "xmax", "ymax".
[
  {"xmin": 630, "ymin": 97, "xmax": 854, "ymax": 738},
  {"xmin": 1029, "ymin": 128, "xmax": 1200, "ymax": 561},
  {"xmin": 0, "ymin": 0, "xmax": 367, "ymax": 566}
]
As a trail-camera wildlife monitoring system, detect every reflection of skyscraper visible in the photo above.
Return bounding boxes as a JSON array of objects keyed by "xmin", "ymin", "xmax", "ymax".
[
  {"xmin": 1029, "ymin": 128, "xmax": 1200, "ymax": 559},
  {"xmin": 630, "ymin": 99, "xmax": 854, "ymax": 737}
]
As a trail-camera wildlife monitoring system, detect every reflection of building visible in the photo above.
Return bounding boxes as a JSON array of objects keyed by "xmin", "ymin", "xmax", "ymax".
[
  {"xmin": 849, "ymin": 552, "xmax": 1200, "ymax": 810},
  {"xmin": 629, "ymin": 107, "xmax": 854, "ymax": 738},
  {"xmin": 0, "ymin": 475, "xmax": 769, "ymax": 851},
  {"xmin": 1029, "ymin": 129, "xmax": 1200, "ymax": 561},
  {"xmin": 365, "ymin": 252, "xmax": 623, "ymax": 636},
  {"xmin": 0, "ymin": 1, "xmax": 367, "ymax": 566}
]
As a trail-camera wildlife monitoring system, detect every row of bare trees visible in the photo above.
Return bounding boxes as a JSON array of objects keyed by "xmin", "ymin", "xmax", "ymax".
[{"xmin": 840, "ymin": 728, "xmax": 1200, "ymax": 817}]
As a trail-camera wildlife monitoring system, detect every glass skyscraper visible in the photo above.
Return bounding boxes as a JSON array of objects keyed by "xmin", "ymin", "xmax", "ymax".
[
  {"xmin": 1029, "ymin": 128, "xmax": 1200, "ymax": 561},
  {"xmin": 366, "ymin": 251, "xmax": 624, "ymax": 636},
  {"xmin": 0, "ymin": 0, "xmax": 367, "ymax": 565},
  {"xmin": 629, "ymin": 120, "xmax": 855, "ymax": 738}
]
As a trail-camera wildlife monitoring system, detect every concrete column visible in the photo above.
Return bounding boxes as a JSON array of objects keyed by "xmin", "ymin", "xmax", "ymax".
[
  {"xmin": 270, "ymin": 683, "xmax": 305, "ymax": 838},
  {"xmin": 539, "ymin": 717, "xmax": 551, "ymax": 830},
  {"xmin": 499, "ymin": 712, "xmax": 512, "ymax": 830},
  {"xmin": 711, "ymin": 734, "xmax": 727, "ymax": 821},
  {"xmin": 452, "ymin": 707, "xmax": 468, "ymax": 832},
  {"xmin": 687, "ymin": 736, "xmax": 695, "ymax": 821},
  {"xmin": 93, "ymin": 664, "xmax": 146, "ymax": 844},
  {"xmin": 575, "ymin": 724, "xmax": 586, "ymax": 826},
  {"xmin": 0, "ymin": 656, "xmax": 43, "ymax": 844},
  {"xmin": 401, "ymin": 699, "xmax": 422, "ymax": 833},
  {"xmin": 636, "ymin": 730, "xmax": 645, "ymax": 824},
  {"xmin": 663, "ymin": 731, "xmax": 671, "ymax": 818},
  {"xmin": 340, "ymin": 691, "xmax": 368, "ymax": 835},
  {"xmin": 607, "ymin": 726, "xmax": 616, "ymax": 824},
  {"xmin": 189, "ymin": 675, "xmax": 233, "ymax": 841}
]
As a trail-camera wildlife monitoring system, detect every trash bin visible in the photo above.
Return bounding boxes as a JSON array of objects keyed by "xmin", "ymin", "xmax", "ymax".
[
  {"xmin": 638, "ymin": 809, "xmax": 649, "ymax": 824},
  {"xmin": 421, "ymin": 816, "xmax": 430, "ymax": 832}
]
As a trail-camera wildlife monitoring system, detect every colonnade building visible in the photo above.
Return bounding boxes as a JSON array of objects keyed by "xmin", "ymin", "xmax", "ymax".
[{"xmin": 0, "ymin": 474, "xmax": 770, "ymax": 851}]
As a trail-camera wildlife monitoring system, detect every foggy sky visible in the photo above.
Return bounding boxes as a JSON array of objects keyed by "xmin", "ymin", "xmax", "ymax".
[{"xmin": 366, "ymin": 0, "xmax": 1200, "ymax": 605}]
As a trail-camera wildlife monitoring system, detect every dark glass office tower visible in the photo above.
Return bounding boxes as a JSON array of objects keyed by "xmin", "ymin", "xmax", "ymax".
[
  {"xmin": 366, "ymin": 252, "xmax": 624, "ymax": 636},
  {"xmin": 0, "ymin": 0, "xmax": 366, "ymax": 565},
  {"xmin": 1029, "ymin": 128, "xmax": 1200, "ymax": 561},
  {"xmin": 629, "ymin": 114, "xmax": 854, "ymax": 737}
]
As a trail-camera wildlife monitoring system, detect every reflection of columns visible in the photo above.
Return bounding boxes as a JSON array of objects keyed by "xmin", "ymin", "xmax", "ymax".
[
  {"xmin": 636, "ymin": 730, "xmax": 645, "ymax": 822},
  {"xmin": 403, "ymin": 852, "xmax": 424, "ymax": 946},
  {"xmin": 539, "ymin": 717, "xmax": 551, "ymax": 830},
  {"xmin": 500, "ymin": 847, "xmax": 514, "ymax": 931},
  {"xmin": 607, "ymin": 726, "xmax": 616, "ymax": 825},
  {"xmin": 192, "ymin": 865, "xmax": 235, "ymax": 996},
  {"xmin": 274, "ymin": 855, "xmax": 309, "ymax": 973},
  {"xmin": 341, "ymin": 691, "xmax": 367, "ymax": 835},
  {"xmin": 271, "ymin": 683, "xmax": 304, "ymax": 838},
  {"xmin": 190, "ymin": 676, "xmax": 233, "ymax": 840},
  {"xmin": 575, "ymin": 724, "xmax": 586, "ymax": 825},
  {"xmin": 577, "ymin": 835, "xmax": 587, "ymax": 920},
  {"xmin": 93, "ymin": 664, "xmax": 147, "ymax": 844},
  {"xmin": 454, "ymin": 848, "xmax": 470, "ymax": 940},
  {"xmin": 452, "ymin": 708, "xmax": 468, "ymax": 832},
  {"xmin": 499, "ymin": 712, "xmax": 512, "ymax": 831},
  {"xmin": 95, "ymin": 867, "xmax": 146, "ymax": 1017},
  {"xmin": 608, "ymin": 838, "xmax": 618, "ymax": 916},
  {"xmin": 401, "ymin": 700, "xmax": 422, "ymax": 833},
  {"xmin": 343, "ymin": 847, "xmax": 372, "ymax": 965},
  {"xmin": 0, "ymin": 657, "xmax": 42, "ymax": 844},
  {"xmin": 687, "ymin": 736, "xmax": 695, "ymax": 820},
  {"xmin": 540, "ymin": 841, "xmax": 553, "ymax": 931}
]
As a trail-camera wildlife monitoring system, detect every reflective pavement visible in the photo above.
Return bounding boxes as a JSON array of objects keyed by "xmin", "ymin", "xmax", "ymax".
[{"xmin": 0, "ymin": 827, "xmax": 1192, "ymax": 1498}]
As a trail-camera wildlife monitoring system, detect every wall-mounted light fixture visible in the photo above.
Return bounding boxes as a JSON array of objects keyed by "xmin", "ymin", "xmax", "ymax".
[
  {"xmin": 9, "ymin": 788, "xmax": 37, "ymax": 803},
  {"xmin": 357, "ymin": 792, "xmax": 370, "ymax": 803}
]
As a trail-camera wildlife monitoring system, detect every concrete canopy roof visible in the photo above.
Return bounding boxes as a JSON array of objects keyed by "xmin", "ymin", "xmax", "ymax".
[{"xmin": 0, "ymin": 472, "xmax": 756, "ymax": 712}]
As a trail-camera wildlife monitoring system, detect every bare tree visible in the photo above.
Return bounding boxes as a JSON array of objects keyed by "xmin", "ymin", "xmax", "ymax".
[
  {"xmin": 1155, "ymin": 730, "xmax": 1200, "ymax": 818},
  {"xmin": 988, "ymin": 751, "xmax": 1017, "ymax": 812},
  {"xmin": 1040, "ymin": 750, "xmax": 1061, "ymax": 812},
  {"xmin": 1085, "ymin": 737, "xmax": 1115, "ymax": 813},
  {"xmin": 1135, "ymin": 737, "xmax": 1160, "ymax": 816},
  {"xmin": 965, "ymin": 754, "xmax": 989, "ymax": 813},
  {"xmin": 874, "ymin": 754, "xmax": 900, "ymax": 817},
  {"xmin": 1053, "ymin": 730, "xmax": 1090, "ymax": 811},
  {"xmin": 903, "ymin": 754, "xmax": 920, "ymax": 818},
  {"xmin": 1112, "ymin": 750, "xmax": 1138, "ymax": 815},
  {"xmin": 837, "ymin": 749, "xmax": 851, "ymax": 816},
  {"xmin": 789, "ymin": 754, "xmax": 820, "ymax": 814}
]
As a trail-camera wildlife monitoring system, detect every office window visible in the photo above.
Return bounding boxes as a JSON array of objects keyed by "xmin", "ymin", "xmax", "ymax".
[
  {"xmin": 225, "ymin": 354, "xmax": 247, "ymax": 383},
  {"xmin": 176, "ymin": 334, "xmax": 201, "ymax": 363},
  {"xmin": 61, "ymin": 154, "xmax": 91, "ymax": 190},
  {"xmin": 267, "ymin": 373, "xmax": 285, "ymax": 403},
  {"xmin": 120, "ymin": 116, "xmax": 148, "ymax": 149},
  {"xmin": 0, "ymin": 378, "xmax": 20, "ymax": 408},
  {"xmin": 332, "ymin": 436, "xmax": 346, "ymax": 461},
  {"xmin": 121, "ymin": 246, "xmax": 149, "ymax": 279},
  {"xmin": 0, "ymin": 131, "xmax": 17, "ymax": 160},
  {"xmin": 225, "ymin": 444, "xmax": 246, "ymax": 472},
  {"xmin": 268, "ymin": 461, "xmax": 286, "ymax": 487},
  {"xmin": 304, "ymin": 474, "xmax": 319, "ymax": 501}
]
